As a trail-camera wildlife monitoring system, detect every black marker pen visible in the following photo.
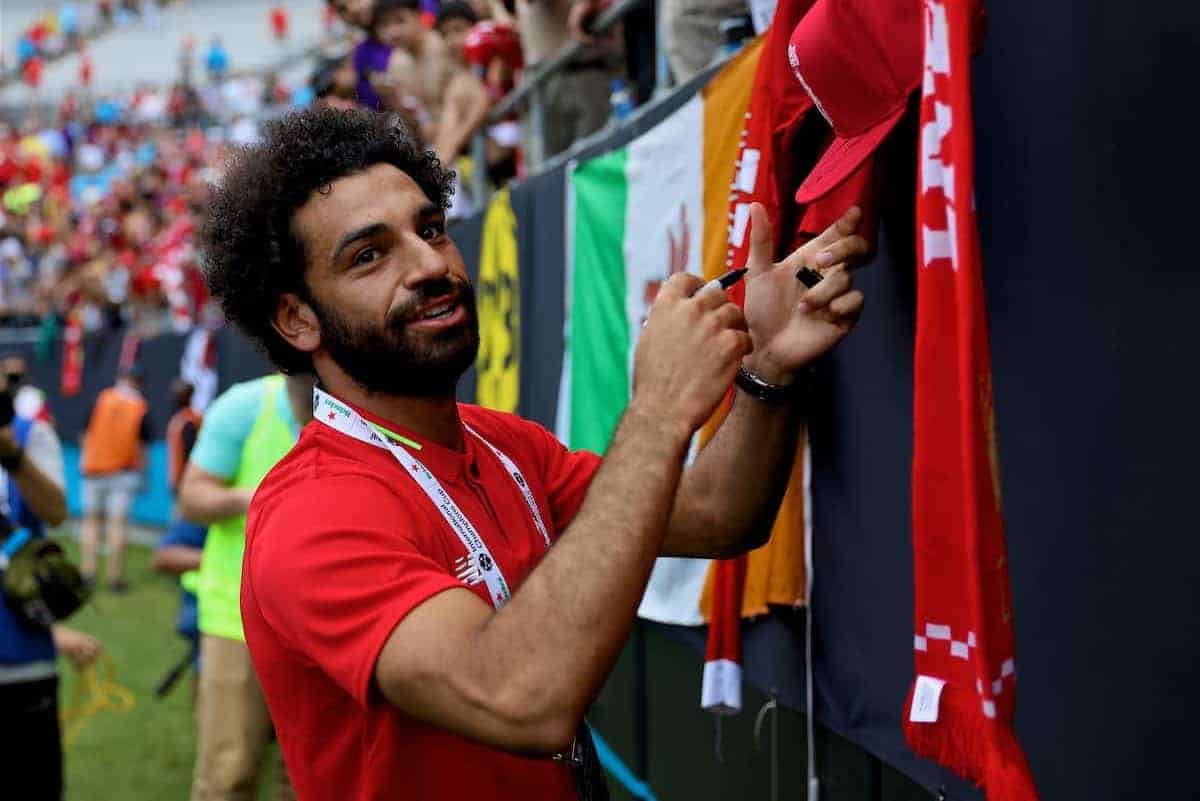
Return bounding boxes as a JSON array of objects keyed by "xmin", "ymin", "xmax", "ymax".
[
  {"xmin": 698, "ymin": 267, "xmax": 748, "ymax": 295},
  {"xmin": 796, "ymin": 266, "xmax": 823, "ymax": 289}
]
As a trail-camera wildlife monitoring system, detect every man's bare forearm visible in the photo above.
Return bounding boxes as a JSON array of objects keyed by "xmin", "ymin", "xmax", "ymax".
[
  {"xmin": 177, "ymin": 467, "xmax": 252, "ymax": 525},
  {"xmin": 152, "ymin": 546, "xmax": 203, "ymax": 575},
  {"xmin": 662, "ymin": 388, "xmax": 802, "ymax": 558},
  {"xmin": 433, "ymin": 79, "xmax": 490, "ymax": 165},
  {"xmin": 471, "ymin": 405, "xmax": 691, "ymax": 741},
  {"xmin": 10, "ymin": 458, "xmax": 67, "ymax": 526}
]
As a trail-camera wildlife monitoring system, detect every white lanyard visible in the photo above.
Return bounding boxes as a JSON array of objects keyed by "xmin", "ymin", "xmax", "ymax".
[
  {"xmin": 465, "ymin": 425, "xmax": 552, "ymax": 549},
  {"xmin": 313, "ymin": 388, "xmax": 550, "ymax": 610}
]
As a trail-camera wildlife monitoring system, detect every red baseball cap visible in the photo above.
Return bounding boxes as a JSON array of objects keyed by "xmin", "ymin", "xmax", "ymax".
[
  {"xmin": 464, "ymin": 22, "xmax": 524, "ymax": 71},
  {"xmin": 788, "ymin": 0, "xmax": 922, "ymax": 204}
]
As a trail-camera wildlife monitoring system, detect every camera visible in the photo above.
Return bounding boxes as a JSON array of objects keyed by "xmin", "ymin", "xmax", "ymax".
[
  {"xmin": 0, "ymin": 387, "xmax": 14, "ymax": 429},
  {"xmin": 0, "ymin": 379, "xmax": 89, "ymax": 625}
]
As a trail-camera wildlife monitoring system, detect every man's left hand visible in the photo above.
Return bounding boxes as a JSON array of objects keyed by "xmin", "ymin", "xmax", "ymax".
[{"xmin": 742, "ymin": 203, "xmax": 870, "ymax": 384}]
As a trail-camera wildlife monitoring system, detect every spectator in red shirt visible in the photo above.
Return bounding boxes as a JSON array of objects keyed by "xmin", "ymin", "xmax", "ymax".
[{"xmin": 201, "ymin": 107, "xmax": 869, "ymax": 800}]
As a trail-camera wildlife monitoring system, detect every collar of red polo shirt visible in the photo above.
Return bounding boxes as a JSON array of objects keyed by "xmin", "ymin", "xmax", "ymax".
[{"xmin": 311, "ymin": 386, "xmax": 552, "ymax": 610}]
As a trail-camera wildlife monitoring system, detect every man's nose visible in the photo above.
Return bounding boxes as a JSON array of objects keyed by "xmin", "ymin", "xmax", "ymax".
[{"xmin": 402, "ymin": 237, "xmax": 450, "ymax": 288}]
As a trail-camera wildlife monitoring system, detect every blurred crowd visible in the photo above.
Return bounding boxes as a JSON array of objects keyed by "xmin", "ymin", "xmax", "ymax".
[
  {"xmin": 315, "ymin": 0, "xmax": 762, "ymax": 209},
  {"xmin": 0, "ymin": 116, "xmax": 222, "ymax": 335},
  {"xmin": 3, "ymin": 1, "xmax": 189, "ymax": 85},
  {"xmin": 0, "ymin": 6, "xmax": 313, "ymax": 334},
  {"xmin": 0, "ymin": 0, "xmax": 765, "ymax": 328}
]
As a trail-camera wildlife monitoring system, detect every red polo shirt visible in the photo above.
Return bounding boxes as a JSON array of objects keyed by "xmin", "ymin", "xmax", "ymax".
[{"xmin": 242, "ymin": 402, "xmax": 601, "ymax": 801}]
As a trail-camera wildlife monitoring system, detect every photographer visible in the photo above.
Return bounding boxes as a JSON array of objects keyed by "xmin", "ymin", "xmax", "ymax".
[{"xmin": 0, "ymin": 362, "xmax": 101, "ymax": 801}]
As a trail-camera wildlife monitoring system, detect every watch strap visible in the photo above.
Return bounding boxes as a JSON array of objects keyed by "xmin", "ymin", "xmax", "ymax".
[{"xmin": 735, "ymin": 367, "xmax": 809, "ymax": 405}]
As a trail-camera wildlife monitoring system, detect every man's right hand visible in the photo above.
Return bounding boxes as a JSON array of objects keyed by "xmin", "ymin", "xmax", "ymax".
[
  {"xmin": 52, "ymin": 626, "xmax": 103, "ymax": 671},
  {"xmin": 631, "ymin": 272, "xmax": 753, "ymax": 434}
]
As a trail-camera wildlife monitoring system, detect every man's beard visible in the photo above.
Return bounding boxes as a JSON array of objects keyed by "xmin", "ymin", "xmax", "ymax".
[{"xmin": 309, "ymin": 277, "xmax": 480, "ymax": 397}]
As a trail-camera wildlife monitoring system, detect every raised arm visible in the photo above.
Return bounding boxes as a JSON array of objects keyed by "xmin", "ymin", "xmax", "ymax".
[
  {"xmin": 662, "ymin": 202, "xmax": 870, "ymax": 558},
  {"xmin": 374, "ymin": 272, "xmax": 752, "ymax": 753},
  {"xmin": 432, "ymin": 72, "xmax": 491, "ymax": 167}
]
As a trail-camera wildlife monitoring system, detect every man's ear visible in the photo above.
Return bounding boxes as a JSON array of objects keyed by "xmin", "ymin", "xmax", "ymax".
[{"xmin": 273, "ymin": 293, "xmax": 321, "ymax": 356}]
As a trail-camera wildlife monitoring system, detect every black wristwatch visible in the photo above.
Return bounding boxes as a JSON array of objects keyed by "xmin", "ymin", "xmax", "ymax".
[
  {"xmin": 734, "ymin": 366, "xmax": 811, "ymax": 405},
  {"xmin": 0, "ymin": 445, "xmax": 24, "ymax": 472}
]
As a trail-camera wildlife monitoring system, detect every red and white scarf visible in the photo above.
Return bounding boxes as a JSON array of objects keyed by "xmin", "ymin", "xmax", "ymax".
[
  {"xmin": 60, "ymin": 308, "xmax": 84, "ymax": 398},
  {"xmin": 180, "ymin": 327, "xmax": 220, "ymax": 413},
  {"xmin": 906, "ymin": 1, "xmax": 1037, "ymax": 797},
  {"xmin": 702, "ymin": 0, "xmax": 813, "ymax": 717}
]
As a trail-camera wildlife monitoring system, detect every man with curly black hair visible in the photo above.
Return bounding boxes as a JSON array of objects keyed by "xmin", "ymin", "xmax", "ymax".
[
  {"xmin": 204, "ymin": 106, "xmax": 869, "ymax": 800},
  {"xmin": 204, "ymin": 108, "xmax": 455, "ymax": 380}
]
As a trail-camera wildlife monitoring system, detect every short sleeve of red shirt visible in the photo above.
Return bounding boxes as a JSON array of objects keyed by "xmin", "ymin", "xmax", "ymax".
[
  {"xmin": 539, "ymin": 433, "xmax": 601, "ymax": 535},
  {"xmin": 245, "ymin": 474, "xmax": 461, "ymax": 707}
]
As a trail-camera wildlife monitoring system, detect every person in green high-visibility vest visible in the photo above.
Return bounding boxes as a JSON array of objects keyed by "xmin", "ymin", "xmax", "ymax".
[{"xmin": 177, "ymin": 373, "xmax": 314, "ymax": 801}]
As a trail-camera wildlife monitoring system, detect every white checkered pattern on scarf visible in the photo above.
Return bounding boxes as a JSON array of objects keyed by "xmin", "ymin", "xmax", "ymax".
[{"xmin": 914, "ymin": 622, "xmax": 1016, "ymax": 719}]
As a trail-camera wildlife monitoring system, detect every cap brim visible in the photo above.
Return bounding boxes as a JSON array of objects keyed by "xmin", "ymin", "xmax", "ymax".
[{"xmin": 794, "ymin": 104, "xmax": 905, "ymax": 205}]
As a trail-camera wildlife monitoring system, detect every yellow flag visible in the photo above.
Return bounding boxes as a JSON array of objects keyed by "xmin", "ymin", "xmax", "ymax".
[{"xmin": 476, "ymin": 189, "xmax": 521, "ymax": 412}]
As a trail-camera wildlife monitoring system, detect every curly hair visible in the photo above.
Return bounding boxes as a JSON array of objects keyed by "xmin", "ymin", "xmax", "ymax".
[{"xmin": 201, "ymin": 107, "xmax": 454, "ymax": 374}]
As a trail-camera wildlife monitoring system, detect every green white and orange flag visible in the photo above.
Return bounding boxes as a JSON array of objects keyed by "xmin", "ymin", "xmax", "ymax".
[{"xmin": 556, "ymin": 42, "xmax": 810, "ymax": 708}]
